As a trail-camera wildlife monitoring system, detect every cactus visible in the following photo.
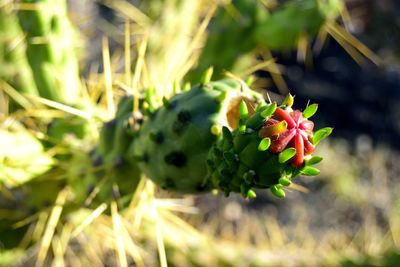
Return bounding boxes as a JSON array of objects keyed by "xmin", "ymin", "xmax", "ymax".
[
  {"xmin": 129, "ymin": 76, "xmax": 331, "ymax": 197},
  {"xmin": 129, "ymin": 78, "xmax": 263, "ymax": 193}
]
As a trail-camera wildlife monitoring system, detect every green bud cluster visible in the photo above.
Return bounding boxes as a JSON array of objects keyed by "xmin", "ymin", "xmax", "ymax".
[{"xmin": 206, "ymin": 101, "xmax": 329, "ymax": 198}]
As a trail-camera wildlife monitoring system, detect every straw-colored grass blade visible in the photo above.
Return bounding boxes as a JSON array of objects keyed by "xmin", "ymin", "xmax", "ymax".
[
  {"xmin": 326, "ymin": 21, "xmax": 380, "ymax": 65},
  {"xmin": 0, "ymin": 80, "xmax": 33, "ymax": 110},
  {"xmin": 71, "ymin": 204, "xmax": 108, "ymax": 238},
  {"xmin": 102, "ymin": 0, "xmax": 151, "ymax": 28},
  {"xmin": 102, "ymin": 37, "xmax": 115, "ymax": 117},
  {"xmin": 26, "ymin": 95, "xmax": 91, "ymax": 119},
  {"xmin": 35, "ymin": 188, "xmax": 68, "ymax": 267},
  {"xmin": 261, "ymin": 49, "xmax": 289, "ymax": 94},
  {"xmin": 111, "ymin": 200, "xmax": 128, "ymax": 267},
  {"xmin": 124, "ymin": 18, "xmax": 132, "ymax": 87},
  {"xmin": 156, "ymin": 222, "xmax": 168, "ymax": 267}
]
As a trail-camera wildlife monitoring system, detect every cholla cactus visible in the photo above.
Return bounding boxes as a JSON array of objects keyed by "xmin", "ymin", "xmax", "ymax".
[{"xmin": 126, "ymin": 75, "xmax": 331, "ymax": 198}]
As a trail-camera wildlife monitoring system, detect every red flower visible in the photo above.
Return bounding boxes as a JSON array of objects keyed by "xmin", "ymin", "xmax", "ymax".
[{"xmin": 259, "ymin": 108, "xmax": 315, "ymax": 167}]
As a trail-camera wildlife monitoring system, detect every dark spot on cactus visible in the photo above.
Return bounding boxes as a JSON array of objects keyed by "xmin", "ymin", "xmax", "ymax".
[
  {"xmin": 177, "ymin": 110, "xmax": 192, "ymax": 123},
  {"xmin": 164, "ymin": 151, "xmax": 187, "ymax": 167},
  {"xmin": 89, "ymin": 148, "xmax": 97, "ymax": 157},
  {"xmin": 172, "ymin": 110, "xmax": 191, "ymax": 135},
  {"xmin": 163, "ymin": 98, "xmax": 178, "ymax": 110},
  {"xmin": 172, "ymin": 121, "xmax": 186, "ymax": 135},
  {"xmin": 29, "ymin": 207, "xmax": 38, "ymax": 215},
  {"xmin": 150, "ymin": 110, "xmax": 159, "ymax": 120},
  {"xmin": 92, "ymin": 155, "xmax": 103, "ymax": 166},
  {"xmin": 112, "ymin": 186, "xmax": 121, "ymax": 200},
  {"xmin": 86, "ymin": 185, "xmax": 95, "ymax": 195},
  {"xmin": 162, "ymin": 177, "xmax": 175, "ymax": 189},
  {"xmin": 114, "ymin": 155, "xmax": 125, "ymax": 168},
  {"xmin": 143, "ymin": 152, "xmax": 149, "ymax": 163},
  {"xmin": 105, "ymin": 119, "xmax": 117, "ymax": 128},
  {"xmin": 149, "ymin": 131, "xmax": 164, "ymax": 144},
  {"xmin": 43, "ymin": 200, "xmax": 51, "ymax": 207},
  {"xmin": 59, "ymin": 180, "xmax": 68, "ymax": 188}
]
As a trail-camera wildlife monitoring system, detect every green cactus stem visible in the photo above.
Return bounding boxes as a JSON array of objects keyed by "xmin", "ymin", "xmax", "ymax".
[
  {"xmin": 129, "ymin": 77, "xmax": 331, "ymax": 197},
  {"xmin": 16, "ymin": 0, "xmax": 81, "ymax": 105},
  {"xmin": 0, "ymin": 3, "xmax": 38, "ymax": 98},
  {"xmin": 130, "ymin": 78, "xmax": 264, "ymax": 193}
]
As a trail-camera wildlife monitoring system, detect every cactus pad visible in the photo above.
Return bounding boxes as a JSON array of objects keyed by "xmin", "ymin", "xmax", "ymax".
[{"xmin": 130, "ymin": 79, "xmax": 264, "ymax": 193}]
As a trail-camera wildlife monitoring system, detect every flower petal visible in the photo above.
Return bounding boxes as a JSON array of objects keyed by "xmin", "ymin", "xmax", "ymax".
[
  {"xmin": 274, "ymin": 108, "xmax": 296, "ymax": 128},
  {"xmin": 259, "ymin": 120, "xmax": 288, "ymax": 138},
  {"xmin": 303, "ymin": 135, "xmax": 315, "ymax": 155},
  {"xmin": 300, "ymin": 120, "xmax": 314, "ymax": 135},
  {"xmin": 269, "ymin": 128, "xmax": 296, "ymax": 153},
  {"xmin": 291, "ymin": 110, "xmax": 303, "ymax": 125},
  {"xmin": 291, "ymin": 134, "xmax": 304, "ymax": 167}
]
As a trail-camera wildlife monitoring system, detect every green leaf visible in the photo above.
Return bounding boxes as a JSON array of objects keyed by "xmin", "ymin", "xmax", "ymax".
[
  {"xmin": 238, "ymin": 124, "xmax": 246, "ymax": 134},
  {"xmin": 278, "ymin": 147, "xmax": 296, "ymax": 163},
  {"xmin": 210, "ymin": 124, "xmax": 221, "ymax": 135},
  {"xmin": 305, "ymin": 156, "xmax": 323, "ymax": 166},
  {"xmin": 282, "ymin": 94, "xmax": 294, "ymax": 107},
  {"xmin": 261, "ymin": 103, "xmax": 277, "ymax": 118},
  {"xmin": 259, "ymin": 120, "xmax": 287, "ymax": 138},
  {"xmin": 201, "ymin": 66, "xmax": 214, "ymax": 84},
  {"xmin": 162, "ymin": 97, "xmax": 170, "ymax": 108},
  {"xmin": 247, "ymin": 189, "xmax": 257, "ymax": 199},
  {"xmin": 270, "ymin": 185, "xmax": 285, "ymax": 198},
  {"xmin": 222, "ymin": 126, "xmax": 232, "ymax": 140},
  {"xmin": 312, "ymin": 127, "xmax": 333, "ymax": 145},
  {"xmin": 245, "ymin": 75, "xmax": 255, "ymax": 86},
  {"xmin": 301, "ymin": 166, "xmax": 320, "ymax": 176},
  {"xmin": 279, "ymin": 177, "xmax": 291, "ymax": 186},
  {"xmin": 258, "ymin": 137, "xmax": 271, "ymax": 151},
  {"xmin": 256, "ymin": 103, "xmax": 266, "ymax": 111},
  {"xmin": 246, "ymin": 113, "xmax": 265, "ymax": 129},
  {"xmin": 216, "ymin": 91, "xmax": 227, "ymax": 102},
  {"xmin": 183, "ymin": 82, "xmax": 191, "ymax": 91},
  {"xmin": 239, "ymin": 100, "xmax": 249, "ymax": 120},
  {"xmin": 303, "ymin": 103, "xmax": 318, "ymax": 118}
]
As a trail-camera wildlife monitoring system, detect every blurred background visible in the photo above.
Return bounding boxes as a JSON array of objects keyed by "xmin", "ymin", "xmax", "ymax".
[{"xmin": 1, "ymin": 0, "xmax": 400, "ymax": 266}]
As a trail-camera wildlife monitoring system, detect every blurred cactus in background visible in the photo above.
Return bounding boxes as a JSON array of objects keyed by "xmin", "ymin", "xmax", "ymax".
[
  {"xmin": 188, "ymin": 0, "xmax": 343, "ymax": 81},
  {"xmin": 16, "ymin": 0, "xmax": 81, "ymax": 105},
  {"xmin": 0, "ymin": 3, "xmax": 38, "ymax": 99}
]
